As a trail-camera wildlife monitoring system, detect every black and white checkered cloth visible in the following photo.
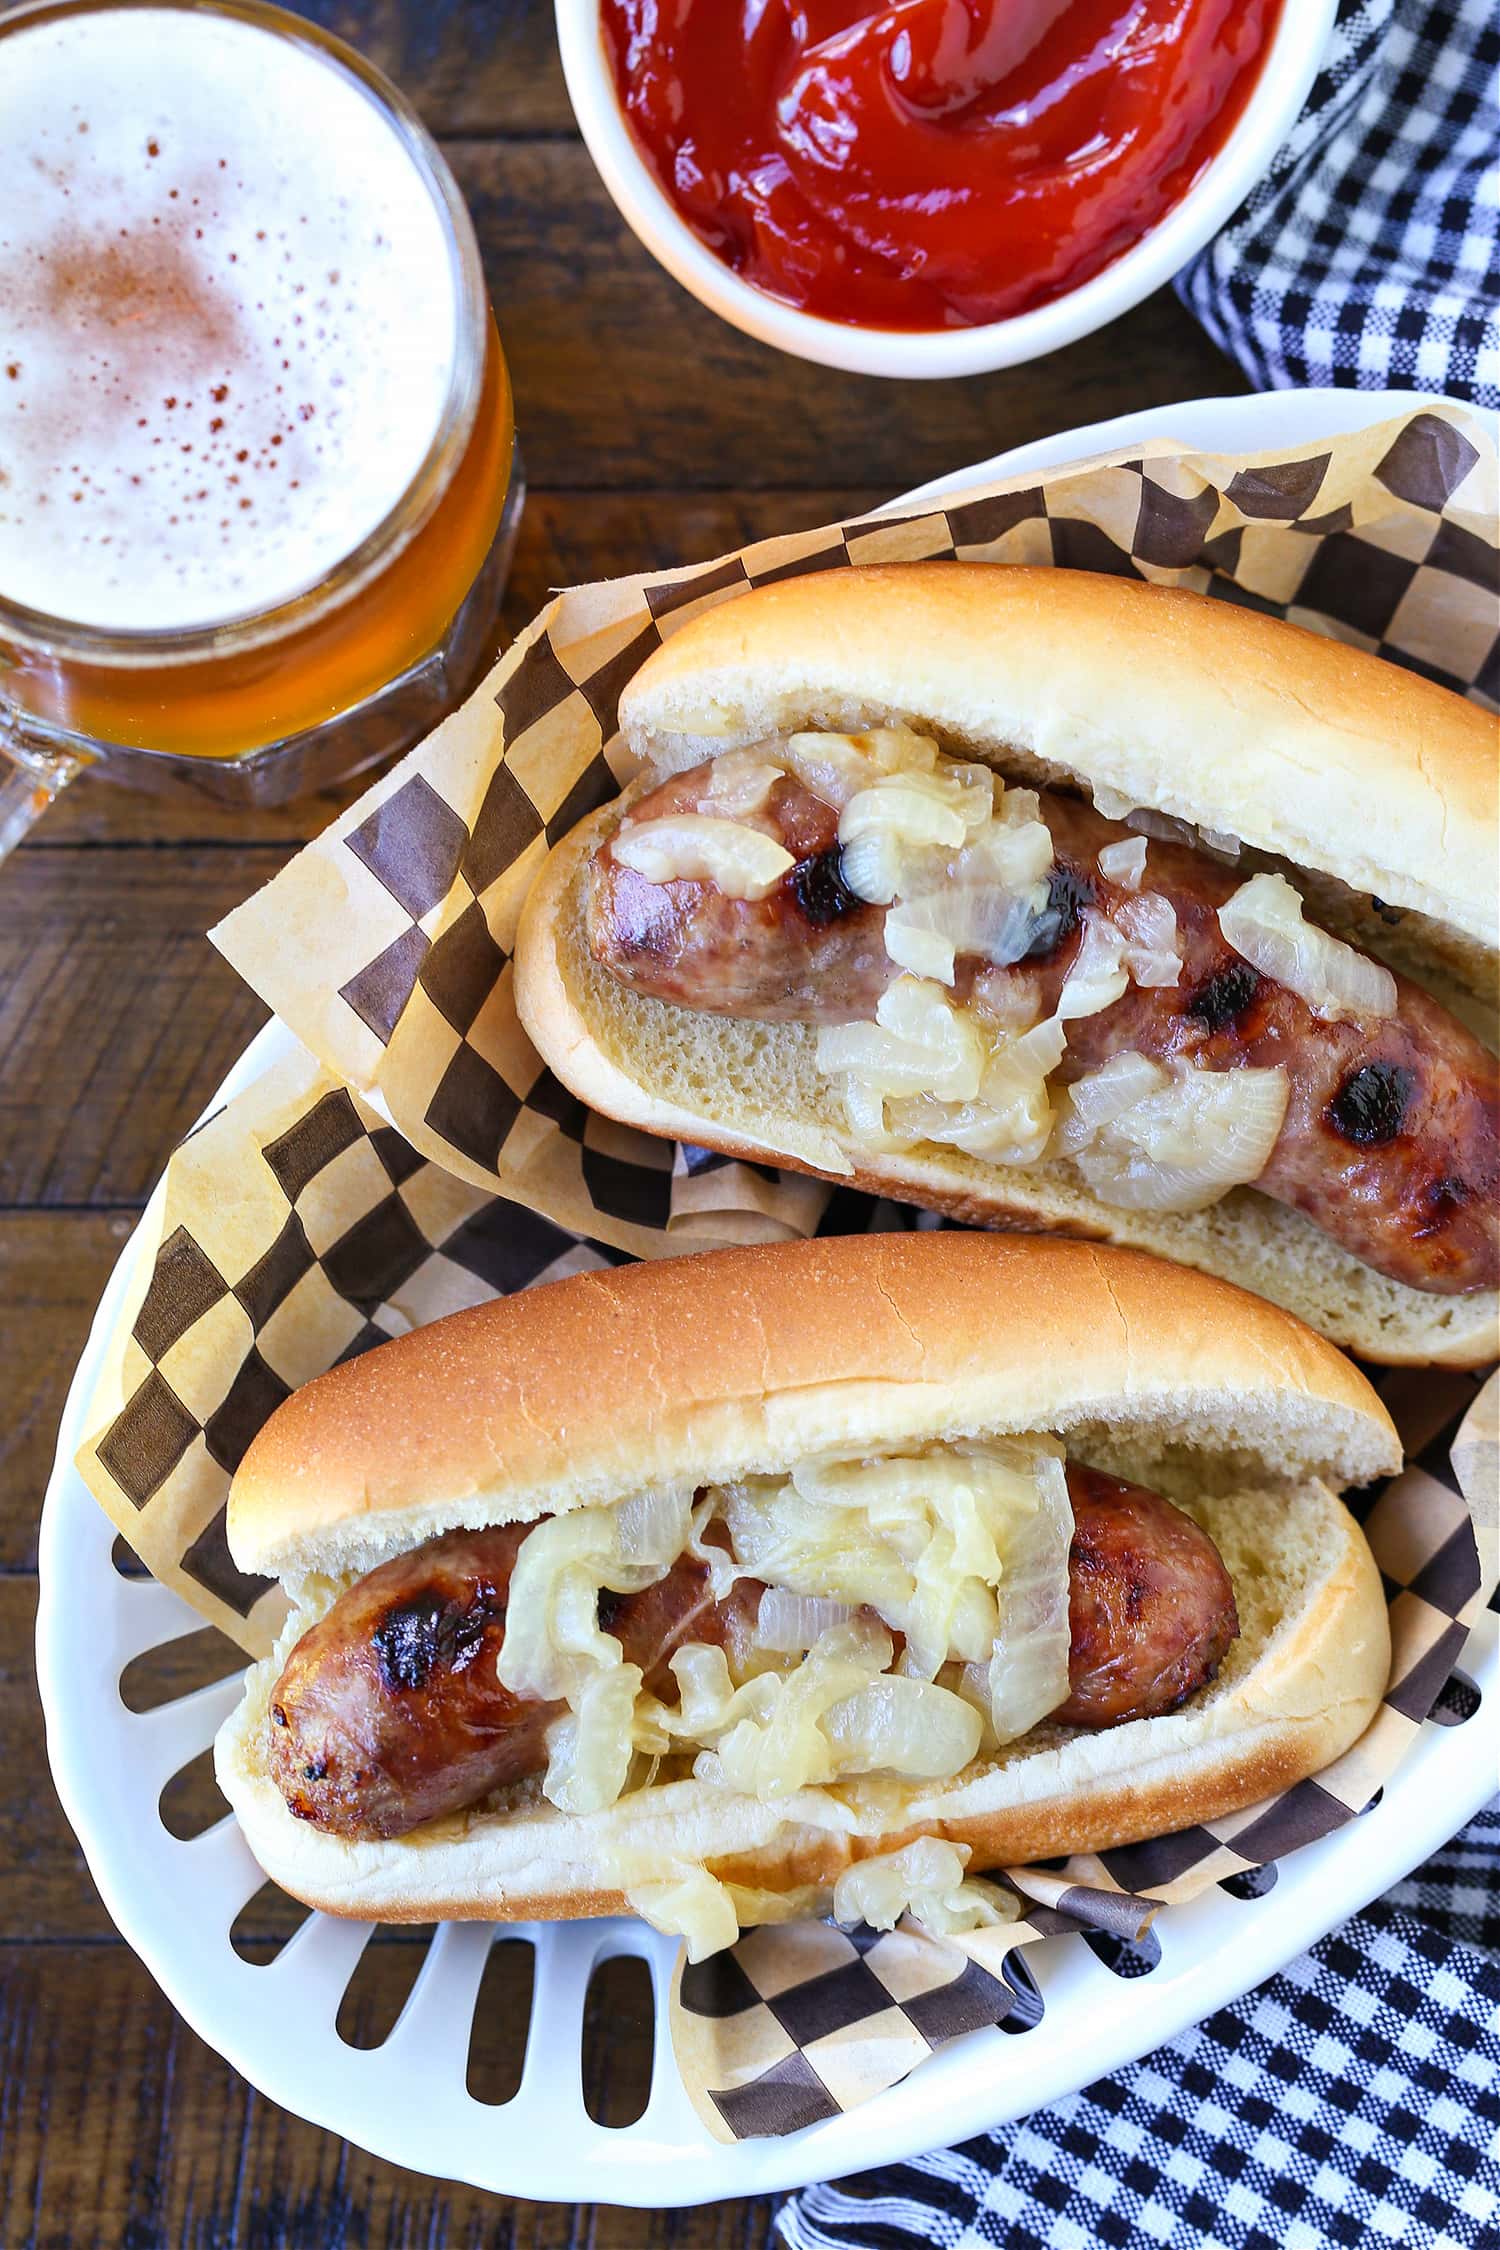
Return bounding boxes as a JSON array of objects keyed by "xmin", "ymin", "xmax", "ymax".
[
  {"xmin": 779, "ymin": 1804, "xmax": 1500, "ymax": 2250},
  {"xmin": 1177, "ymin": 0, "xmax": 1500, "ymax": 407}
]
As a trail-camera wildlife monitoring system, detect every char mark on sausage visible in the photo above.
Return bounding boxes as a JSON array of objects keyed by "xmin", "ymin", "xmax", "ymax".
[{"xmin": 586, "ymin": 760, "xmax": 1499, "ymax": 1294}]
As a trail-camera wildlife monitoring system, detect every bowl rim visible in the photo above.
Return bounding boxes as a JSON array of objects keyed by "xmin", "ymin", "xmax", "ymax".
[{"xmin": 556, "ymin": 0, "xmax": 1338, "ymax": 378}]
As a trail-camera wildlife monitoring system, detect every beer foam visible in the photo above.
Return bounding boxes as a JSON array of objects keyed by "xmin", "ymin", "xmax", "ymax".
[{"xmin": 0, "ymin": 7, "xmax": 463, "ymax": 632}]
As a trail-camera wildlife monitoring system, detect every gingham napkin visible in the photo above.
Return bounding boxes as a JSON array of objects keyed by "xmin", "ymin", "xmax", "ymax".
[
  {"xmin": 779, "ymin": 1800, "xmax": 1500, "ymax": 2250},
  {"xmin": 1177, "ymin": 0, "xmax": 1500, "ymax": 406}
]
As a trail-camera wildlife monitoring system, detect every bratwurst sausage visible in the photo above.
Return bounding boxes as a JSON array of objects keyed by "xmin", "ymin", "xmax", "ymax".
[
  {"xmin": 268, "ymin": 1470, "xmax": 1239, "ymax": 1839},
  {"xmin": 586, "ymin": 765, "xmax": 1499, "ymax": 1294}
]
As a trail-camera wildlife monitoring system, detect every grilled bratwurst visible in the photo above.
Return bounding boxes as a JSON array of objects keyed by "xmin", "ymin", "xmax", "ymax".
[
  {"xmin": 268, "ymin": 1469, "xmax": 1239, "ymax": 1840},
  {"xmin": 587, "ymin": 767, "xmax": 1499, "ymax": 1295}
]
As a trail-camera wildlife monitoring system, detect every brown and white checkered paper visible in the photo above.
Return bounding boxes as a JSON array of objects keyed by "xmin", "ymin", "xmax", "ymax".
[
  {"xmin": 210, "ymin": 404, "xmax": 1500, "ymax": 1257},
  {"xmin": 73, "ymin": 403, "xmax": 1498, "ymax": 2135}
]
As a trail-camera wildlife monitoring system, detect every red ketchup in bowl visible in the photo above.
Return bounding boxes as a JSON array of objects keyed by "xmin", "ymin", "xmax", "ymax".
[{"xmin": 600, "ymin": 0, "xmax": 1282, "ymax": 331}]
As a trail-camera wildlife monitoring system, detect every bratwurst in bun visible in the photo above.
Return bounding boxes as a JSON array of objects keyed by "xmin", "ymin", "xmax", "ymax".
[
  {"xmin": 215, "ymin": 1236, "xmax": 1397, "ymax": 1956},
  {"xmin": 513, "ymin": 565, "xmax": 1499, "ymax": 1366}
]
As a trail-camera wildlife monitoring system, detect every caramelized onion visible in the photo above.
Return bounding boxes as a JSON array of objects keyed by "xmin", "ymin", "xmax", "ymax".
[
  {"xmin": 1058, "ymin": 912, "xmax": 1129, "ymax": 1020},
  {"xmin": 699, "ymin": 751, "xmax": 783, "ymax": 818},
  {"xmin": 1098, "ymin": 835, "xmax": 1148, "ymax": 888},
  {"xmin": 1113, "ymin": 892, "xmax": 1182, "ymax": 988},
  {"xmin": 1219, "ymin": 872, "xmax": 1396, "ymax": 1022},
  {"xmin": 822, "ymin": 1675, "xmax": 982, "ymax": 1779},
  {"xmin": 984, "ymin": 1452, "xmax": 1073, "ymax": 1743},
  {"xmin": 1075, "ymin": 1062, "xmax": 1290, "ymax": 1212},
  {"xmin": 832, "ymin": 1838, "xmax": 1019, "ymax": 1937},
  {"xmin": 612, "ymin": 814, "xmax": 794, "ymax": 899},
  {"xmin": 756, "ymin": 1590, "xmax": 856, "ymax": 1651}
]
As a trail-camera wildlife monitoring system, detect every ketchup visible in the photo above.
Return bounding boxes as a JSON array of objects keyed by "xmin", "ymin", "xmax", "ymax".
[{"xmin": 601, "ymin": 0, "xmax": 1281, "ymax": 331}]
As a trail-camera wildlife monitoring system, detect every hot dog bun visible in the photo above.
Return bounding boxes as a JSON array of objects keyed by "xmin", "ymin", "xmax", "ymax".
[
  {"xmin": 513, "ymin": 564, "xmax": 1499, "ymax": 1367},
  {"xmin": 216, "ymin": 1236, "xmax": 1397, "ymax": 1928}
]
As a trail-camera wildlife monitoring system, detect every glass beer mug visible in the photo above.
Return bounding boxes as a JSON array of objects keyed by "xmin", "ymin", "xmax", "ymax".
[{"xmin": 0, "ymin": 0, "xmax": 523, "ymax": 854}]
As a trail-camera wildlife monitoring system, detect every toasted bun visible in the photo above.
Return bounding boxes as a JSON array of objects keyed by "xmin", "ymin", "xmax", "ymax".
[
  {"xmin": 216, "ymin": 1473, "xmax": 1390, "ymax": 1922},
  {"xmin": 229, "ymin": 1234, "xmax": 1399, "ymax": 1583},
  {"xmin": 513, "ymin": 566, "xmax": 1499, "ymax": 1367}
]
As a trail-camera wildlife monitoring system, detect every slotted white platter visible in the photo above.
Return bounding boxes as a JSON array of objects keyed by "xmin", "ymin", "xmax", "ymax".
[{"xmin": 38, "ymin": 391, "xmax": 1498, "ymax": 2204}]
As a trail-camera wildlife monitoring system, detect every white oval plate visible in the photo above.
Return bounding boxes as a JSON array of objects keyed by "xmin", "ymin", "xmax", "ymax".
[{"xmin": 38, "ymin": 390, "xmax": 1498, "ymax": 2205}]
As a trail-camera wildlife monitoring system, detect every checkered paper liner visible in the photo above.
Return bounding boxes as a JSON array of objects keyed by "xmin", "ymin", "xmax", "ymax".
[
  {"xmin": 209, "ymin": 403, "xmax": 1500, "ymax": 1257},
  {"xmin": 71, "ymin": 1033, "xmax": 1495, "ymax": 2136},
  {"xmin": 72, "ymin": 401, "xmax": 1498, "ymax": 2135}
]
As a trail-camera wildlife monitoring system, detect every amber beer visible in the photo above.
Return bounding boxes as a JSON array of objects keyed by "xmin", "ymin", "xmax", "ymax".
[{"xmin": 0, "ymin": 0, "xmax": 517, "ymax": 765}]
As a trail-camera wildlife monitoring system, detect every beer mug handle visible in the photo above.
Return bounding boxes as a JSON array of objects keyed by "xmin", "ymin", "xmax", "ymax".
[{"xmin": 0, "ymin": 739, "xmax": 85, "ymax": 862}]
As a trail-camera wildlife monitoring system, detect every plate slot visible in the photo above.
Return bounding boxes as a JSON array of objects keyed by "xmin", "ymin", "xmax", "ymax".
[
  {"xmin": 1082, "ymin": 1925, "xmax": 1163, "ymax": 1981},
  {"xmin": 466, "ymin": 1936, "xmax": 535, "ymax": 2107},
  {"xmin": 582, "ymin": 1953, "xmax": 655, "ymax": 2128},
  {"xmin": 336, "ymin": 1924, "xmax": 439, "ymax": 2049},
  {"xmin": 119, "ymin": 1621, "xmax": 244, "ymax": 1713},
  {"xmin": 157, "ymin": 1742, "xmax": 230, "ymax": 1840},
  {"xmin": 230, "ymin": 1877, "xmax": 315, "ymax": 1966},
  {"xmin": 1431, "ymin": 1670, "xmax": 1481, "ymax": 1726}
]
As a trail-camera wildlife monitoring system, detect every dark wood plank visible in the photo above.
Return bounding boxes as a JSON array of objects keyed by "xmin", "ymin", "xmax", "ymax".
[
  {"xmin": 456, "ymin": 140, "xmax": 1242, "ymax": 493},
  {"xmin": 0, "ymin": 1940, "xmax": 781, "ymax": 2247},
  {"xmin": 308, "ymin": 0, "xmax": 573, "ymax": 137},
  {"xmin": 0, "ymin": 1214, "xmax": 141, "ymax": 1570},
  {"xmin": 0, "ymin": 850, "xmax": 274, "ymax": 1208}
]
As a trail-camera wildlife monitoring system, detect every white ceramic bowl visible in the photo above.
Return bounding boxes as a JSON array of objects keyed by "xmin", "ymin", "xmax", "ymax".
[{"xmin": 556, "ymin": 0, "xmax": 1337, "ymax": 378}]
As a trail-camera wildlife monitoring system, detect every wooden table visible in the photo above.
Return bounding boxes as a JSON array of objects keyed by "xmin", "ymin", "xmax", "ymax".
[{"xmin": 0, "ymin": 2, "xmax": 1246, "ymax": 2238}]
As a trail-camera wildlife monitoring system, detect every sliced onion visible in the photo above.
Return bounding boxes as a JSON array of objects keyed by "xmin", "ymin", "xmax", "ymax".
[
  {"xmin": 886, "ymin": 1010, "xmax": 1065, "ymax": 1164},
  {"xmin": 840, "ymin": 775, "xmax": 972, "ymax": 855},
  {"xmin": 884, "ymin": 876, "xmax": 1047, "ymax": 986},
  {"xmin": 879, "ymin": 980, "xmax": 987, "ymax": 1096},
  {"xmin": 838, "ymin": 826, "xmax": 904, "ymax": 905},
  {"xmin": 822, "ymin": 1675, "xmax": 982, "ymax": 1779},
  {"xmin": 714, "ymin": 1620, "xmax": 894, "ymax": 1799},
  {"xmin": 1200, "ymin": 827, "xmax": 1242, "ymax": 861},
  {"xmin": 832, "ymin": 1838, "xmax": 1019, "ymax": 1937},
  {"xmin": 612, "ymin": 814, "xmax": 794, "ymax": 900},
  {"xmin": 699, "ymin": 752, "xmax": 784, "ymax": 818},
  {"xmin": 883, "ymin": 911, "xmax": 957, "ymax": 984},
  {"xmin": 969, "ymin": 967, "xmax": 1043, "ymax": 1035},
  {"xmin": 1077, "ymin": 1062, "xmax": 1290, "ymax": 1212},
  {"xmin": 1219, "ymin": 872, "xmax": 1396, "ymax": 1022},
  {"xmin": 1057, "ymin": 912, "xmax": 1129, "ymax": 1020},
  {"xmin": 1055, "ymin": 1050, "xmax": 1169, "ymax": 1155},
  {"xmin": 985, "ymin": 1452, "xmax": 1074, "ymax": 1743},
  {"xmin": 782, "ymin": 731, "xmax": 882, "ymax": 809},
  {"xmin": 834, "ymin": 1839, "xmax": 970, "ymax": 1931},
  {"xmin": 1112, "ymin": 892, "xmax": 1182, "ymax": 988},
  {"xmin": 1091, "ymin": 783, "xmax": 1136, "ymax": 821},
  {"xmin": 1098, "ymin": 835, "xmax": 1148, "ymax": 889},
  {"xmin": 999, "ymin": 784, "xmax": 1042, "ymax": 829},
  {"xmin": 855, "ymin": 725, "xmax": 941, "ymax": 775},
  {"xmin": 614, "ymin": 1485, "xmax": 694, "ymax": 1567},
  {"xmin": 686, "ymin": 1499, "xmax": 745, "ymax": 1600},
  {"xmin": 756, "ymin": 1589, "xmax": 855, "ymax": 1652},
  {"xmin": 542, "ymin": 1662, "xmax": 643, "ymax": 1815},
  {"xmin": 627, "ymin": 1868, "xmax": 741, "ymax": 1962}
]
